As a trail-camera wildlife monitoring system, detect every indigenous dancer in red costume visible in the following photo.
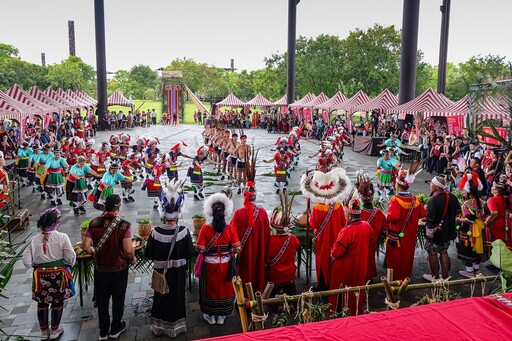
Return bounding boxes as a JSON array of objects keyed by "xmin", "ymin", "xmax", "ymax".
[
  {"xmin": 356, "ymin": 170, "xmax": 388, "ymax": 281},
  {"xmin": 301, "ymin": 168, "xmax": 352, "ymax": 291},
  {"xmin": 329, "ymin": 199, "xmax": 373, "ymax": 316},
  {"xmin": 231, "ymin": 181, "xmax": 270, "ymax": 294},
  {"xmin": 267, "ymin": 196, "xmax": 301, "ymax": 297},
  {"xmin": 91, "ymin": 142, "xmax": 110, "ymax": 176},
  {"xmin": 385, "ymin": 171, "xmax": 427, "ymax": 281},
  {"xmin": 197, "ymin": 193, "xmax": 241, "ymax": 325},
  {"xmin": 264, "ymin": 137, "xmax": 292, "ymax": 195}
]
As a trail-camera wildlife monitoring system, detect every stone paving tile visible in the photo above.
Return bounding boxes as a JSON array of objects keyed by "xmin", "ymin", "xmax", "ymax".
[{"xmin": 0, "ymin": 124, "xmax": 502, "ymax": 340}]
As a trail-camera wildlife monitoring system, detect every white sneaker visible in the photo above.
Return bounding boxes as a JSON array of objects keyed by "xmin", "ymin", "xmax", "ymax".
[
  {"xmin": 41, "ymin": 329, "xmax": 50, "ymax": 341},
  {"xmin": 216, "ymin": 315, "xmax": 226, "ymax": 325},
  {"xmin": 49, "ymin": 326, "xmax": 64, "ymax": 340},
  {"xmin": 459, "ymin": 270, "xmax": 475, "ymax": 278},
  {"xmin": 422, "ymin": 274, "xmax": 442, "ymax": 282},
  {"xmin": 203, "ymin": 313, "xmax": 216, "ymax": 325}
]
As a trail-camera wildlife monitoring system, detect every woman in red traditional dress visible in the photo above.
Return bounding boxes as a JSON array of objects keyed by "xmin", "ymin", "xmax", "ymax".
[
  {"xmin": 197, "ymin": 193, "xmax": 240, "ymax": 325},
  {"xmin": 485, "ymin": 181, "xmax": 512, "ymax": 248},
  {"xmin": 0, "ymin": 152, "xmax": 10, "ymax": 207}
]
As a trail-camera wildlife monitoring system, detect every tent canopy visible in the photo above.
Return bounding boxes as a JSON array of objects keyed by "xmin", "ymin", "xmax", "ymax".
[
  {"xmin": 44, "ymin": 87, "xmax": 80, "ymax": 109},
  {"xmin": 65, "ymin": 89, "xmax": 91, "ymax": 107},
  {"xmin": 29, "ymin": 86, "xmax": 70, "ymax": 111},
  {"xmin": 314, "ymin": 91, "xmax": 349, "ymax": 112},
  {"xmin": 272, "ymin": 94, "xmax": 287, "ymax": 106},
  {"xmin": 302, "ymin": 92, "xmax": 330, "ymax": 109},
  {"xmin": 353, "ymin": 89, "xmax": 398, "ymax": 113},
  {"xmin": 332, "ymin": 90, "xmax": 372, "ymax": 113},
  {"xmin": 7, "ymin": 84, "xmax": 57, "ymax": 115},
  {"xmin": 388, "ymin": 88, "xmax": 453, "ymax": 116},
  {"xmin": 246, "ymin": 93, "xmax": 273, "ymax": 107},
  {"xmin": 289, "ymin": 93, "xmax": 316, "ymax": 108},
  {"xmin": 216, "ymin": 93, "xmax": 245, "ymax": 107},
  {"xmin": 107, "ymin": 91, "xmax": 134, "ymax": 107}
]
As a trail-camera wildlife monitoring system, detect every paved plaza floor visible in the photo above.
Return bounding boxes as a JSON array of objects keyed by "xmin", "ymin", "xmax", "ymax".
[{"xmin": 0, "ymin": 124, "xmax": 499, "ymax": 340}]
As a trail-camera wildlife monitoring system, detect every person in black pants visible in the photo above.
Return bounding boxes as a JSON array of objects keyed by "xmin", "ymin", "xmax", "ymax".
[{"xmin": 82, "ymin": 195, "xmax": 135, "ymax": 340}]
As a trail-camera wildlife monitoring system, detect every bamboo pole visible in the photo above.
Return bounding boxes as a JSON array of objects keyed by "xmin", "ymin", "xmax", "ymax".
[
  {"xmin": 255, "ymin": 291, "xmax": 266, "ymax": 330},
  {"xmin": 245, "ymin": 282, "xmax": 261, "ymax": 331},
  {"xmin": 381, "ymin": 276, "xmax": 396, "ymax": 304},
  {"xmin": 397, "ymin": 277, "xmax": 411, "ymax": 298},
  {"xmin": 262, "ymin": 282, "xmax": 275, "ymax": 299},
  {"xmin": 260, "ymin": 275, "xmax": 496, "ymax": 306},
  {"xmin": 232, "ymin": 276, "xmax": 249, "ymax": 333}
]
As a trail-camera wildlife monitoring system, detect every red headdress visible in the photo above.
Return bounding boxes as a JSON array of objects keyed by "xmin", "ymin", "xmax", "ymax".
[
  {"xmin": 171, "ymin": 141, "xmax": 188, "ymax": 151},
  {"xmin": 458, "ymin": 170, "xmax": 483, "ymax": 192}
]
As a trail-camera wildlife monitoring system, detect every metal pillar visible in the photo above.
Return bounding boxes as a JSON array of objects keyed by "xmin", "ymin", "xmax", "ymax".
[
  {"xmin": 68, "ymin": 20, "xmax": 76, "ymax": 57},
  {"xmin": 94, "ymin": 0, "xmax": 107, "ymax": 130},
  {"xmin": 399, "ymin": 0, "xmax": 420, "ymax": 105},
  {"xmin": 437, "ymin": 0, "xmax": 451, "ymax": 95},
  {"xmin": 287, "ymin": 0, "xmax": 299, "ymax": 105}
]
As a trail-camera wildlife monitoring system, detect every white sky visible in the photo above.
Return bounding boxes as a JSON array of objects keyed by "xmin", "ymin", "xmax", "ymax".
[{"xmin": 1, "ymin": 0, "xmax": 511, "ymax": 72}]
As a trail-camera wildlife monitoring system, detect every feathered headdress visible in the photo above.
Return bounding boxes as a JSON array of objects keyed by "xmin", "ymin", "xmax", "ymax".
[
  {"xmin": 356, "ymin": 170, "xmax": 374, "ymax": 202},
  {"xmin": 458, "ymin": 170, "xmax": 483, "ymax": 193},
  {"xmin": 300, "ymin": 167, "xmax": 353, "ymax": 204},
  {"xmin": 270, "ymin": 191, "xmax": 295, "ymax": 231},
  {"xmin": 345, "ymin": 198, "xmax": 362, "ymax": 215},
  {"xmin": 158, "ymin": 179, "xmax": 185, "ymax": 221},
  {"xmin": 204, "ymin": 193, "xmax": 233, "ymax": 220}
]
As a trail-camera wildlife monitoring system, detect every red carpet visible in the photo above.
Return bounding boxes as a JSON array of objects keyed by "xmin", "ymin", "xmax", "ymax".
[{"xmin": 204, "ymin": 294, "xmax": 512, "ymax": 340}]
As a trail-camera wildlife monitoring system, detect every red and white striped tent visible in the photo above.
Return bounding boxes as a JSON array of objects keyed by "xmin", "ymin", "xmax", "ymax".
[
  {"xmin": 0, "ymin": 91, "xmax": 25, "ymax": 121},
  {"xmin": 57, "ymin": 88, "xmax": 87, "ymax": 108},
  {"xmin": 107, "ymin": 91, "xmax": 134, "ymax": 107},
  {"xmin": 76, "ymin": 90, "xmax": 97, "ymax": 106},
  {"xmin": 216, "ymin": 93, "xmax": 245, "ymax": 107},
  {"xmin": 388, "ymin": 88, "xmax": 453, "ymax": 118},
  {"xmin": 29, "ymin": 86, "xmax": 70, "ymax": 111},
  {"xmin": 289, "ymin": 93, "xmax": 316, "ymax": 108},
  {"xmin": 7, "ymin": 84, "xmax": 57, "ymax": 115},
  {"xmin": 314, "ymin": 91, "xmax": 349, "ymax": 112},
  {"xmin": 272, "ymin": 94, "xmax": 287, "ymax": 107},
  {"xmin": 302, "ymin": 92, "xmax": 330, "ymax": 109},
  {"xmin": 353, "ymin": 89, "xmax": 398, "ymax": 113},
  {"xmin": 44, "ymin": 87, "xmax": 81, "ymax": 109},
  {"xmin": 246, "ymin": 93, "xmax": 273, "ymax": 107},
  {"xmin": 423, "ymin": 95, "xmax": 469, "ymax": 119},
  {"xmin": 332, "ymin": 90, "xmax": 372, "ymax": 114},
  {"xmin": 65, "ymin": 89, "xmax": 91, "ymax": 107},
  {"xmin": 0, "ymin": 90, "xmax": 38, "ymax": 119},
  {"xmin": 477, "ymin": 96, "xmax": 510, "ymax": 124}
]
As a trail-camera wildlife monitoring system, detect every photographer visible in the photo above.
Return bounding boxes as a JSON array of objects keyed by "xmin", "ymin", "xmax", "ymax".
[
  {"xmin": 446, "ymin": 166, "xmax": 462, "ymax": 192},
  {"xmin": 485, "ymin": 149, "xmax": 505, "ymax": 197}
]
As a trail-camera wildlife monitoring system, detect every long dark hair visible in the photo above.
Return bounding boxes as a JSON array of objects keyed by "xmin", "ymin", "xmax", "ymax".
[
  {"xmin": 211, "ymin": 202, "xmax": 226, "ymax": 233},
  {"xmin": 468, "ymin": 182, "xmax": 482, "ymax": 211}
]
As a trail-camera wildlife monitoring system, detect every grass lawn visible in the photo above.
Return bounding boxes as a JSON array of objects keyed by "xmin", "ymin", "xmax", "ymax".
[{"xmin": 108, "ymin": 100, "xmax": 201, "ymax": 124}]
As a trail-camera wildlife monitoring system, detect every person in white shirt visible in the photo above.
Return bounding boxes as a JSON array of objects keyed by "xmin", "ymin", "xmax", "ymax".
[
  {"xmin": 150, "ymin": 109, "xmax": 157, "ymax": 125},
  {"xmin": 22, "ymin": 208, "xmax": 76, "ymax": 340}
]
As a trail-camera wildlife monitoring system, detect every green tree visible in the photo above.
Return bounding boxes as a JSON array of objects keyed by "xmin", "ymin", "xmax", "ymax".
[
  {"xmin": 129, "ymin": 64, "xmax": 157, "ymax": 99},
  {"xmin": 108, "ymin": 69, "xmax": 137, "ymax": 97},
  {"xmin": 340, "ymin": 24, "xmax": 402, "ymax": 97},
  {"xmin": 0, "ymin": 58, "xmax": 48, "ymax": 91},
  {"xmin": 0, "ymin": 43, "xmax": 19, "ymax": 59},
  {"xmin": 223, "ymin": 70, "xmax": 254, "ymax": 101},
  {"xmin": 45, "ymin": 56, "xmax": 95, "ymax": 92},
  {"xmin": 459, "ymin": 54, "xmax": 510, "ymax": 84}
]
